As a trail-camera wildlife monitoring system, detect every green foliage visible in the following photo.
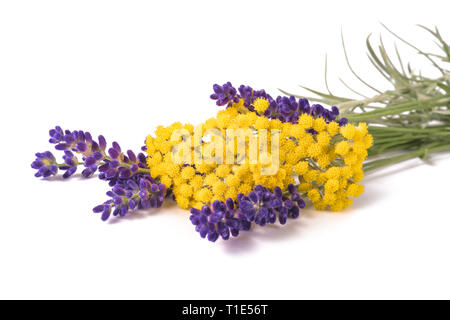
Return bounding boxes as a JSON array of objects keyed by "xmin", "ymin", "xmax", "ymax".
[{"xmin": 283, "ymin": 25, "xmax": 450, "ymax": 171}]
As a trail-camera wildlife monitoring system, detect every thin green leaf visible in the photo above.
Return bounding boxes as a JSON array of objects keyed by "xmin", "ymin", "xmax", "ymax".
[
  {"xmin": 298, "ymin": 86, "xmax": 351, "ymax": 102},
  {"xmin": 339, "ymin": 78, "xmax": 368, "ymax": 98},
  {"xmin": 437, "ymin": 82, "xmax": 450, "ymax": 94},
  {"xmin": 382, "ymin": 23, "xmax": 446, "ymax": 76},
  {"xmin": 394, "ymin": 43, "xmax": 407, "ymax": 76},
  {"xmin": 367, "ymin": 54, "xmax": 392, "ymax": 82},
  {"xmin": 342, "ymin": 29, "xmax": 382, "ymax": 93}
]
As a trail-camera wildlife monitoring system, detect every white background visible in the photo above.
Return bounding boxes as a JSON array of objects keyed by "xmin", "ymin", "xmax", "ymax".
[{"xmin": 1, "ymin": 0, "xmax": 449, "ymax": 299}]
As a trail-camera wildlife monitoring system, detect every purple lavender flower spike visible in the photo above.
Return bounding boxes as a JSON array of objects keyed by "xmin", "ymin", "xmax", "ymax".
[
  {"xmin": 237, "ymin": 184, "xmax": 304, "ymax": 229},
  {"xmin": 93, "ymin": 174, "xmax": 167, "ymax": 221},
  {"xmin": 35, "ymin": 126, "xmax": 149, "ymax": 183},
  {"xmin": 189, "ymin": 199, "xmax": 252, "ymax": 242},
  {"xmin": 211, "ymin": 82, "xmax": 347, "ymax": 127}
]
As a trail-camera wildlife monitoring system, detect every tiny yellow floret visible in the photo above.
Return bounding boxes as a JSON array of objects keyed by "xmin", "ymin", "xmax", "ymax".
[{"xmin": 253, "ymin": 98, "xmax": 270, "ymax": 115}]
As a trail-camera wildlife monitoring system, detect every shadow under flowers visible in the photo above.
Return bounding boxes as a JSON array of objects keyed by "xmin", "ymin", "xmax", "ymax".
[
  {"xmin": 102, "ymin": 198, "xmax": 358, "ymax": 254},
  {"xmin": 220, "ymin": 205, "xmax": 352, "ymax": 254},
  {"xmin": 38, "ymin": 172, "xmax": 100, "ymax": 181}
]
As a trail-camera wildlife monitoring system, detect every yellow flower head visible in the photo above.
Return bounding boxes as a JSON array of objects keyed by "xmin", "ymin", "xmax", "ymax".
[
  {"xmin": 253, "ymin": 98, "xmax": 270, "ymax": 115},
  {"xmin": 145, "ymin": 103, "xmax": 372, "ymax": 212}
]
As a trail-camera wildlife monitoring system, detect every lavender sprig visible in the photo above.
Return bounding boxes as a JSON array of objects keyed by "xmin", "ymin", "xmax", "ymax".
[
  {"xmin": 210, "ymin": 82, "xmax": 348, "ymax": 125},
  {"xmin": 93, "ymin": 173, "xmax": 167, "ymax": 221},
  {"xmin": 237, "ymin": 184, "xmax": 305, "ymax": 226},
  {"xmin": 189, "ymin": 184, "xmax": 305, "ymax": 242},
  {"xmin": 32, "ymin": 126, "xmax": 149, "ymax": 184},
  {"xmin": 189, "ymin": 198, "xmax": 251, "ymax": 242}
]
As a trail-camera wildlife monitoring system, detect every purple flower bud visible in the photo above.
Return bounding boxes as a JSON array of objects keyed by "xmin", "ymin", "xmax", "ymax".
[
  {"xmin": 127, "ymin": 150, "xmax": 136, "ymax": 162},
  {"xmin": 98, "ymin": 135, "xmax": 106, "ymax": 150},
  {"xmin": 199, "ymin": 214, "xmax": 208, "ymax": 225},
  {"xmin": 31, "ymin": 160, "xmax": 43, "ymax": 169},
  {"xmin": 64, "ymin": 134, "xmax": 75, "ymax": 144},
  {"xmin": 201, "ymin": 205, "xmax": 212, "ymax": 216},
  {"xmin": 113, "ymin": 185, "xmax": 126, "ymax": 196},
  {"xmin": 63, "ymin": 166, "xmax": 77, "ymax": 179},
  {"xmin": 190, "ymin": 215, "xmax": 200, "ymax": 225},
  {"xmin": 76, "ymin": 142, "xmax": 88, "ymax": 152},
  {"xmin": 331, "ymin": 106, "xmax": 339, "ymax": 115},
  {"xmin": 297, "ymin": 199, "xmax": 306, "ymax": 209},
  {"xmin": 288, "ymin": 206, "xmax": 299, "ymax": 219},
  {"xmin": 339, "ymin": 118, "xmax": 349, "ymax": 126},
  {"xmin": 77, "ymin": 131, "xmax": 85, "ymax": 142},
  {"xmin": 84, "ymin": 132, "xmax": 92, "ymax": 143},
  {"xmin": 101, "ymin": 206, "xmax": 111, "ymax": 221},
  {"xmin": 128, "ymin": 180, "xmax": 139, "ymax": 190},
  {"xmin": 149, "ymin": 196, "xmax": 157, "ymax": 208},
  {"xmin": 279, "ymin": 214, "xmax": 287, "ymax": 225},
  {"xmin": 112, "ymin": 141, "xmax": 121, "ymax": 152},
  {"xmin": 112, "ymin": 207, "xmax": 121, "ymax": 216},
  {"xmin": 93, "ymin": 205, "xmax": 104, "ymax": 213},
  {"xmin": 239, "ymin": 200, "xmax": 254, "ymax": 213},
  {"xmin": 119, "ymin": 168, "xmax": 131, "ymax": 179},
  {"xmin": 283, "ymin": 200, "xmax": 294, "ymax": 209},
  {"xmin": 113, "ymin": 196, "xmax": 122, "ymax": 205},
  {"xmin": 105, "ymin": 168, "xmax": 116, "ymax": 178},
  {"xmin": 226, "ymin": 198, "xmax": 234, "ymax": 210},
  {"xmin": 98, "ymin": 163, "xmax": 109, "ymax": 172},
  {"xmin": 93, "ymin": 152, "xmax": 103, "ymax": 161},
  {"xmin": 120, "ymin": 205, "xmax": 128, "ymax": 217},
  {"xmin": 212, "ymin": 200, "xmax": 226, "ymax": 213},
  {"xmin": 139, "ymin": 178, "xmax": 149, "ymax": 190},
  {"xmin": 84, "ymin": 156, "xmax": 96, "ymax": 167},
  {"xmin": 90, "ymin": 141, "xmax": 100, "ymax": 152},
  {"xmin": 230, "ymin": 228, "xmax": 240, "ymax": 237},
  {"xmin": 199, "ymin": 224, "xmax": 208, "ymax": 238},
  {"xmin": 209, "ymin": 212, "xmax": 224, "ymax": 224},
  {"xmin": 207, "ymin": 231, "xmax": 219, "ymax": 242},
  {"xmin": 273, "ymin": 186, "xmax": 282, "ymax": 198},
  {"xmin": 109, "ymin": 160, "xmax": 120, "ymax": 168},
  {"xmin": 129, "ymin": 199, "xmax": 137, "ymax": 210},
  {"xmin": 268, "ymin": 198, "xmax": 282, "ymax": 208},
  {"xmin": 287, "ymin": 184, "xmax": 296, "ymax": 194},
  {"xmin": 108, "ymin": 148, "xmax": 120, "ymax": 159},
  {"xmin": 55, "ymin": 143, "xmax": 68, "ymax": 150},
  {"xmin": 248, "ymin": 192, "xmax": 258, "ymax": 203}
]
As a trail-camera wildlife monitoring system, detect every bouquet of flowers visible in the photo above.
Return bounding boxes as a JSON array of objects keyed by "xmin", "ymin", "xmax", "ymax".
[{"xmin": 31, "ymin": 26, "xmax": 450, "ymax": 242}]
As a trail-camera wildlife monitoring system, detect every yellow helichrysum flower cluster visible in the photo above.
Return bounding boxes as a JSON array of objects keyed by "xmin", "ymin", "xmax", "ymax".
[{"xmin": 146, "ymin": 98, "xmax": 373, "ymax": 211}]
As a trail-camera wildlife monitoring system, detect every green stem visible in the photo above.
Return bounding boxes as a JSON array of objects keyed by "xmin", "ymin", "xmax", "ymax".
[
  {"xmin": 346, "ymin": 95, "xmax": 450, "ymax": 121},
  {"xmin": 369, "ymin": 125, "xmax": 450, "ymax": 134},
  {"xmin": 57, "ymin": 162, "xmax": 84, "ymax": 167}
]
